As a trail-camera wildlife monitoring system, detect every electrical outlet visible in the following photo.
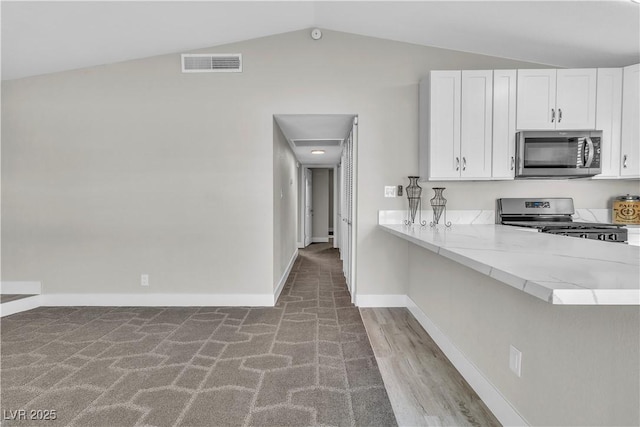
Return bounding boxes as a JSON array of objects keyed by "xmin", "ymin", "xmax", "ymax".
[
  {"xmin": 509, "ymin": 345, "xmax": 522, "ymax": 377},
  {"xmin": 141, "ymin": 274, "xmax": 149, "ymax": 287},
  {"xmin": 384, "ymin": 186, "xmax": 397, "ymax": 197},
  {"xmin": 397, "ymin": 185, "xmax": 403, "ymax": 197}
]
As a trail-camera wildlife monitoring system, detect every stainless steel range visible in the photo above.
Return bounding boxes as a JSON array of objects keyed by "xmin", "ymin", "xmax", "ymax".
[{"xmin": 497, "ymin": 198, "xmax": 628, "ymax": 243}]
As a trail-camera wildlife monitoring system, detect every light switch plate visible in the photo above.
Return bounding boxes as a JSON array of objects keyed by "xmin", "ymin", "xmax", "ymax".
[
  {"xmin": 509, "ymin": 345, "xmax": 522, "ymax": 377},
  {"xmin": 384, "ymin": 186, "xmax": 397, "ymax": 197}
]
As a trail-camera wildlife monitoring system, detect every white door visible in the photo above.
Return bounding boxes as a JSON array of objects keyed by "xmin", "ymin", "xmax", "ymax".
[
  {"xmin": 517, "ymin": 69, "xmax": 557, "ymax": 130},
  {"xmin": 492, "ymin": 70, "xmax": 517, "ymax": 179},
  {"xmin": 338, "ymin": 121, "xmax": 357, "ymax": 300},
  {"xmin": 460, "ymin": 70, "xmax": 493, "ymax": 178},
  {"xmin": 621, "ymin": 64, "xmax": 640, "ymax": 178},
  {"xmin": 555, "ymin": 68, "xmax": 597, "ymax": 130},
  {"xmin": 333, "ymin": 167, "xmax": 339, "ymax": 249},
  {"xmin": 342, "ymin": 135, "xmax": 351, "ymax": 284},
  {"xmin": 304, "ymin": 168, "xmax": 312, "ymax": 247},
  {"xmin": 428, "ymin": 71, "xmax": 461, "ymax": 179},
  {"xmin": 349, "ymin": 117, "xmax": 358, "ymax": 300}
]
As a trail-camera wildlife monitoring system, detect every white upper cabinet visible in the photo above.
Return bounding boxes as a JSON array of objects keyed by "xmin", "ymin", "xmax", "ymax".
[
  {"xmin": 460, "ymin": 70, "xmax": 493, "ymax": 178},
  {"xmin": 420, "ymin": 70, "xmax": 493, "ymax": 180},
  {"xmin": 492, "ymin": 70, "xmax": 517, "ymax": 179},
  {"xmin": 595, "ymin": 68, "xmax": 623, "ymax": 179},
  {"xmin": 421, "ymin": 71, "xmax": 461, "ymax": 179},
  {"xmin": 621, "ymin": 63, "xmax": 640, "ymax": 178},
  {"xmin": 516, "ymin": 69, "xmax": 556, "ymax": 130},
  {"xmin": 516, "ymin": 69, "xmax": 597, "ymax": 130}
]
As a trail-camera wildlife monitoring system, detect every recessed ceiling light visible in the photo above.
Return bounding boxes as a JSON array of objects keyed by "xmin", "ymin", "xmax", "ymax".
[{"xmin": 311, "ymin": 150, "xmax": 325, "ymax": 155}]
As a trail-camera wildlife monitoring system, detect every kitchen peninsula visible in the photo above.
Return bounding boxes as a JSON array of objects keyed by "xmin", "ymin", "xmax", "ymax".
[
  {"xmin": 380, "ymin": 221, "xmax": 640, "ymax": 305},
  {"xmin": 379, "ymin": 212, "xmax": 640, "ymax": 426}
]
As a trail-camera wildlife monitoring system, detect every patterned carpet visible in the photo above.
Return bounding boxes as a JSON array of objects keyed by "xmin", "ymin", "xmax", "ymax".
[{"xmin": 0, "ymin": 243, "xmax": 397, "ymax": 426}]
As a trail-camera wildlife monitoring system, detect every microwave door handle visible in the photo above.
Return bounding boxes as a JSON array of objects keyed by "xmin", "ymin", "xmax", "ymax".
[{"xmin": 584, "ymin": 137, "xmax": 595, "ymax": 167}]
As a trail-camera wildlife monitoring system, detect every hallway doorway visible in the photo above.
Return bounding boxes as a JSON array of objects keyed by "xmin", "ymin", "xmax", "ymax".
[{"xmin": 274, "ymin": 114, "xmax": 358, "ymax": 303}]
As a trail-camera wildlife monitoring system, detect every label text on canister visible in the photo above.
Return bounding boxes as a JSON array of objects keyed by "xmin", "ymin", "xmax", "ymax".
[{"xmin": 613, "ymin": 201, "xmax": 640, "ymax": 224}]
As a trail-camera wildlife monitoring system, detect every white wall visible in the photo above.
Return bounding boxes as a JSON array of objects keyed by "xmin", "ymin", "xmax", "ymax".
[
  {"xmin": 407, "ymin": 244, "xmax": 639, "ymax": 426},
  {"xmin": 273, "ymin": 121, "xmax": 298, "ymax": 288},
  {"xmin": 311, "ymin": 168, "xmax": 330, "ymax": 240},
  {"xmin": 2, "ymin": 28, "xmax": 637, "ymax": 298}
]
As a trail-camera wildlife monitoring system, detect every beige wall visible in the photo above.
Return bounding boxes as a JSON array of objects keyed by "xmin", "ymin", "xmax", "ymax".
[
  {"xmin": 311, "ymin": 168, "xmax": 330, "ymax": 239},
  {"xmin": 273, "ymin": 121, "xmax": 298, "ymax": 288},
  {"xmin": 2, "ymin": 28, "xmax": 638, "ymax": 297},
  {"xmin": 408, "ymin": 244, "xmax": 640, "ymax": 426}
]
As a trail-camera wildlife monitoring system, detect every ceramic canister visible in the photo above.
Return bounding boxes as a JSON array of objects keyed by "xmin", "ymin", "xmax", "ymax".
[{"xmin": 613, "ymin": 194, "xmax": 640, "ymax": 224}]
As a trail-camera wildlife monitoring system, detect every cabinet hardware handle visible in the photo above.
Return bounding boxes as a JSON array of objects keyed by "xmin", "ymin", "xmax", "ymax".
[
  {"xmin": 456, "ymin": 157, "xmax": 460, "ymax": 171},
  {"xmin": 510, "ymin": 156, "xmax": 515, "ymax": 170},
  {"xmin": 558, "ymin": 108, "xmax": 562, "ymax": 123},
  {"xmin": 462, "ymin": 157, "xmax": 467, "ymax": 171},
  {"xmin": 623, "ymin": 154, "xmax": 628, "ymax": 168},
  {"xmin": 551, "ymin": 108, "xmax": 555, "ymax": 123}
]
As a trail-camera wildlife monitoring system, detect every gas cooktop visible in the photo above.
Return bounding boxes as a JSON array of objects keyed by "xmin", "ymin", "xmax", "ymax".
[{"xmin": 497, "ymin": 198, "xmax": 628, "ymax": 243}]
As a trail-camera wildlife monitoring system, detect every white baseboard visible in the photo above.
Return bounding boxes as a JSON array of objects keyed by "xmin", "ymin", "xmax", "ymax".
[
  {"xmin": 274, "ymin": 249, "xmax": 298, "ymax": 304},
  {"xmin": 0, "ymin": 281, "xmax": 42, "ymax": 294},
  {"xmin": 297, "ymin": 242, "xmax": 305, "ymax": 249},
  {"xmin": 356, "ymin": 294, "xmax": 408, "ymax": 307},
  {"xmin": 406, "ymin": 297, "xmax": 528, "ymax": 427},
  {"xmin": 1, "ymin": 295, "xmax": 42, "ymax": 317},
  {"xmin": 311, "ymin": 237, "xmax": 329, "ymax": 243},
  {"xmin": 42, "ymin": 293, "xmax": 274, "ymax": 307}
]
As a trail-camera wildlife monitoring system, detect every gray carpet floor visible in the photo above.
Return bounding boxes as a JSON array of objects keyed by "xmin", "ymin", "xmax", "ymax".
[{"xmin": 0, "ymin": 243, "xmax": 398, "ymax": 426}]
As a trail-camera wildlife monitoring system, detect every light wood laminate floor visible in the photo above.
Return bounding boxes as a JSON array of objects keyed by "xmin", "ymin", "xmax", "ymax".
[{"xmin": 360, "ymin": 308, "xmax": 501, "ymax": 427}]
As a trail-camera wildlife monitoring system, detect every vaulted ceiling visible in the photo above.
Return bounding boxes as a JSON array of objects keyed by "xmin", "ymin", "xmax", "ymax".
[{"xmin": 2, "ymin": 1, "xmax": 639, "ymax": 81}]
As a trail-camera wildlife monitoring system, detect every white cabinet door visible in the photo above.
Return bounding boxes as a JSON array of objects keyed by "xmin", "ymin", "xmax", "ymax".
[
  {"xmin": 461, "ymin": 70, "xmax": 493, "ymax": 178},
  {"xmin": 492, "ymin": 70, "xmax": 517, "ymax": 179},
  {"xmin": 621, "ymin": 63, "xmax": 640, "ymax": 178},
  {"xmin": 555, "ymin": 69, "xmax": 597, "ymax": 130},
  {"xmin": 595, "ymin": 68, "xmax": 623, "ymax": 178},
  {"xmin": 517, "ymin": 69, "xmax": 556, "ymax": 130},
  {"xmin": 427, "ymin": 71, "xmax": 461, "ymax": 179}
]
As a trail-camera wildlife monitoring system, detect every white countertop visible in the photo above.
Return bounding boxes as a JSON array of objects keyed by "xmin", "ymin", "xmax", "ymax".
[{"xmin": 380, "ymin": 222, "xmax": 640, "ymax": 305}]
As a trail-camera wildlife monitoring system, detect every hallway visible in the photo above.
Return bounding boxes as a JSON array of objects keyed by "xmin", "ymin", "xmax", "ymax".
[{"xmin": 273, "ymin": 241, "xmax": 397, "ymax": 425}]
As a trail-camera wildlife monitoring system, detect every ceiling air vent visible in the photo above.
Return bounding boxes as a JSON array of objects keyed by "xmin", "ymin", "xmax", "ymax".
[
  {"xmin": 293, "ymin": 139, "xmax": 343, "ymax": 147},
  {"xmin": 181, "ymin": 54, "xmax": 242, "ymax": 73}
]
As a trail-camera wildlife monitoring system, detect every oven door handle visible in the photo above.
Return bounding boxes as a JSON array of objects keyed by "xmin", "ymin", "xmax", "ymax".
[{"xmin": 583, "ymin": 137, "xmax": 595, "ymax": 167}]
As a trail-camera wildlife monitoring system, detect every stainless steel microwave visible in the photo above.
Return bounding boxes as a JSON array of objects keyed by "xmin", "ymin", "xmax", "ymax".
[{"xmin": 515, "ymin": 130, "xmax": 602, "ymax": 178}]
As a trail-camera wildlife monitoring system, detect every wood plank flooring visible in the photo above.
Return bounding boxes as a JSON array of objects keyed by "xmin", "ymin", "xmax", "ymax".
[{"xmin": 360, "ymin": 308, "xmax": 501, "ymax": 427}]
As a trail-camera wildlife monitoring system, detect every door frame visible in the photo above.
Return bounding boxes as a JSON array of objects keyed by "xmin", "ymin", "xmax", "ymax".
[
  {"xmin": 304, "ymin": 167, "xmax": 313, "ymax": 247},
  {"xmin": 290, "ymin": 115, "xmax": 358, "ymax": 304}
]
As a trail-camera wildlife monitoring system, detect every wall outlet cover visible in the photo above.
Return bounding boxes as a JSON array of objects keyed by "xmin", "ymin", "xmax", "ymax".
[{"xmin": 141, "ymin": 274, "xmax": 149, "ymax": 287}]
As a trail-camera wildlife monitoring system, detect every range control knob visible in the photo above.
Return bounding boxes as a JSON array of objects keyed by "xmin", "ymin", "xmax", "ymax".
[
  {"xmin": 579, "ymin": 234, "xmax": 588, "ymax": 238},
  {"xmin": 598, "ymin": 234, "xmax": 606, "ymax": 240},
  {"xmin": 609, "ymin": 234, "xmax": 618, "ymax": 241}
]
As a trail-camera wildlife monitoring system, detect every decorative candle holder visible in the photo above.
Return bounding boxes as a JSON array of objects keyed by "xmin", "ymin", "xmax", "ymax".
[
  {"xmin": 430, "ymin": 187, "xmax": 452, "ymax": 227},
  {"xmin": 404, "ymin": 176, "xmax": 427, "ymax": 226}
]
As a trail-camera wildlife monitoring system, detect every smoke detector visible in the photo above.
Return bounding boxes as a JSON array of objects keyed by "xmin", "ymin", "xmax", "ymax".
[{"xmin": 311, "ymin": 28, "xmax": 322, "ymax": 40}]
